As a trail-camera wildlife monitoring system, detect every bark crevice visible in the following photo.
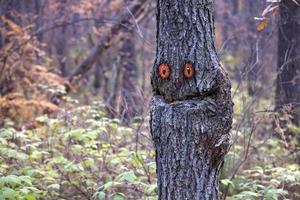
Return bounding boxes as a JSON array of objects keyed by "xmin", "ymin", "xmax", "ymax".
[{"xmin": 150, "ymin": 0, "xmax": 233, "ymax": 199}]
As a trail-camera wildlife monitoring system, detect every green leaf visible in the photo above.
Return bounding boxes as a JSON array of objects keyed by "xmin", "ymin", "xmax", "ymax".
[
  {"xmin": 0, "ymin": 128, "xmax": 15, "ymax": 138},
  {"xmin": 221, "ymin": 179, "xmax": 234, "ymax": 187},
  {"xmin": 102, "ymin": 181, "xmax": 114, "ymax": 191},
  {"xmin": 85, "ymin": 130, "xmax": 98, "ymax": 140},
  {"xmin": 102, "ymin": 143, "xmax": 111, "ymax": 149},
  {"xmin": 16, "ymin": 152, "xmax": 29, "ymax": 161},
  {"xmin": 130, "ymin": 153, "xmax": 143, "ymax": 168},
  {"xmin": 2, "ymin": 187, "xmax": 15, "ymax": 199},
  {"xmin": 4, "ymin": 175, "xmax": 21, "ymax": 188},
  {"xmin": 19, "ymin": 188, "xmax": 30, "ymax": 195},
  {"xmin": 0, "ymin": 177, "xmax": 4, "ymax": 188},
  {"xmin": 19, "ymin": 176, "xmax": 32, "ymax": 185},
  {"xmin": 117, "ymin": 171, "xmax": 137, "ymax": 183},
  {"xmin": 84, "ymin": 158, "xmax": 95, "ymax": 167},
  {"xmin": 144, "ymin": 184, "xmax": 157, "ymax": 194},
  {"xmin": 113, "ymin": 193, "xmax": 126, "ymax": 200},
  {"xmin": 98, "ymin": 192, "xmax": 106, "ymax": 200},
  {"xmin": 146, "ymin": 162, "xmax": 156, "ymax": 170},
  {"xmin": 65, "ymin": 129, "xmax": 85, "ymax": 140},
  {"xmin": 52, "ymin": 156, "xmax": 68, "ymax": 164},
  {"xmin": 47, "ymin": 184, "xmax": 60, "ymax": 190},
  {"xmin": 233, "ymin": 191, "xmax": 261, "ymax": 199},
  {"xmin": 25, "ymin": 194, "xmax": 36, "ymax": 200}
]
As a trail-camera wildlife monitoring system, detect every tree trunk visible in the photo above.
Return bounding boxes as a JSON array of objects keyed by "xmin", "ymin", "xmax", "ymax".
[
  {"xmin": 119, "ymin": 31, "xmax": 141, "ymax": 125},
  {"xmin": 275, "ymin": 1, "xmax": 300, "ymax": 127},
  {"xmin": 244, "ymin": 0, "xmax": 259, "ymax": 96},
  {"xmin": 93, "ymin": 61, "xmax": 103, "ymax": 90},
  {"xmin": 150, "ymin": 1, "xmax": 233, "ymax": 199},
  {"xmin": 53, "ymin": 0, "xmax": 68, "ymax": 76},
  {"xmin": 104, "ymin": 60, "xmax": 121, "ymax": 118}
]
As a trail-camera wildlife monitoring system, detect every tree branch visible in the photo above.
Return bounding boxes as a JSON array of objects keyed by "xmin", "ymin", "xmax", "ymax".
[{"xmin": 68, "ymin": 0, "xmax": 149, "ymax": 83}]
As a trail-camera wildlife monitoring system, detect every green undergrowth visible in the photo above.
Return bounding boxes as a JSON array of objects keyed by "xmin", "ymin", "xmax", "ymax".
[
  {"xmin": 0, "ymin": 100, "xmax": 299, "ymax": 199},
  {"xmin": 0, "ymin": 104, "xmax": 157, "ymax": 200}
]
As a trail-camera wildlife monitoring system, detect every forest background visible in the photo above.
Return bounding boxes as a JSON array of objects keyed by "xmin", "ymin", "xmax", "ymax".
[{"xmin": 0, "ymin": 0, "xmax": 299, "ymax": 199}]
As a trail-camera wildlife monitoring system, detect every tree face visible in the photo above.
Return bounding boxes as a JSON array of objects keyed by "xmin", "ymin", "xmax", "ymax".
[
  {"xmin": 150, "ymin": 1, "xmax": 233, "ymax": 199},
  {"xmin": 151, "ymin": 0, "xmax": 219, "ymax": 102}
]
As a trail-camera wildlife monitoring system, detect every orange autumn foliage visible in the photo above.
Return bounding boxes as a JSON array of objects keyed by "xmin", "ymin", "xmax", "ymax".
[
  {"xmin": 0, "ymin": 64, "xmax": 70, "ymax": 129},
  {"xmin": 0, "ymin": 95, "xmax": 58, "ymax": 129},
  {"xmin": 0, "ymin": 17, "xmax": 70, "ymax": 129}
]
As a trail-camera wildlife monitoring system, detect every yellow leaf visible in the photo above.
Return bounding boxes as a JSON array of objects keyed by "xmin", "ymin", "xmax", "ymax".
[
  {"xmin": 2, "ymin": 42, "xmax": 14, "ymax": 52},
  {"xmin": 3, "ymin": 18, "xmax": 23, "ymax": 34},
  {"xmin": 23, "ymin": 43, "xmax": 34, "ymax": 52},
  {"xmin": 257, "ymin": 19, "xmax": 270, "ymax": 32}
]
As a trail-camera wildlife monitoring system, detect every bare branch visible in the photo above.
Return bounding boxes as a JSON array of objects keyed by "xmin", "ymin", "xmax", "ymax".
[{"xmin": 68, "ymin": 0, "xmax": 149, "ymax": 83}]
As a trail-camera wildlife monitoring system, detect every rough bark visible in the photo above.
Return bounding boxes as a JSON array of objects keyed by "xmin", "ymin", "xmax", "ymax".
[
  {"xmin": 275, "ymin": 1, "xmax": 300, "ymax": 126},
  {"xmin": 150, "ymin": 0, "xmax": 233, "ymax": 199}
]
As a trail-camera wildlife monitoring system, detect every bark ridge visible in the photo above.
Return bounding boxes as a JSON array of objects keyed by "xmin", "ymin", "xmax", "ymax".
[{"xmin": 150, "ymin": 1, "xmax": 233, "ymax": 199}]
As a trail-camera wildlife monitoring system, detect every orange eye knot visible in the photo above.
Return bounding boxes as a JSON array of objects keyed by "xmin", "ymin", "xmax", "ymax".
[
  {"xmin": 183, "ymin": 63, "xmax": 194, "ymax": 78},
  {"xmin": 159, "ymin": 63, "xmax": 170, "ymax": 79}
]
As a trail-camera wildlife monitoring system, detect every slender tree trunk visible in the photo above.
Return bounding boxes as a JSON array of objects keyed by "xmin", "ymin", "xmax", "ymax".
[
  {"xmin": 93, "ymin": 61, "xmax": 103, "ymax": 91},
  {"xmin": 54, "ymin": 0, "xmax": 68, "ymax": 76},
  {"xmin": 150, "ymin": 1, "xmax": 233, "ymax": 199},
  {"xmin": 119, "ymin": 31, "xmax": 141, "ymax": 125},
  {"xmin": 34, "ymin": 0, "xmax": 46, "ymax": 42},
  {"xmin": 275, "ymin": 1, "xmax": 300, "ymax": 126},
  {"xmin": 244, "ymin": 0, "xmax": 258, "ymax": 95},
  {"xmin": 104, "ymin": 60, "xmax": 121, "ymax": 118}
]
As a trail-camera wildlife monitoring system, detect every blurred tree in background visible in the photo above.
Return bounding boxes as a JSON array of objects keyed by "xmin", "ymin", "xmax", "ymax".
[
  {"xmin": 0, "ymin": 0, "xmax": 299, "ymax": 199},
  {"xmin": 275, "ymin": 0, "xmax": 300, "ymax": 143}
]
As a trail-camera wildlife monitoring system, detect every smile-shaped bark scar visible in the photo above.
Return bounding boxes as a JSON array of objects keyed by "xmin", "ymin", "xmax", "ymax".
[
  {"xmin": 183, "ymin": 63, "xmax": 194, "ymax": 78},
  {"xmin": 159, "ymin": 63, "xmax": 170, "ymax": 79}
]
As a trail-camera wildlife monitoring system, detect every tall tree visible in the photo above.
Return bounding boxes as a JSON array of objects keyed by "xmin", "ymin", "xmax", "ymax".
[
  {"xmin": 119, "ymin": 30, "xmax": 141, "ymax": 125},
  {"xmin": 150, "ymin": 0, "xmax": 233, "ymax": 199},
  {"xmin": 275, "ymin": 1, "xmax": 300, "ymax": 128},
  {"xmin": 52, "ymin": 0, "xmax": 68, "ymax": 76}
]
